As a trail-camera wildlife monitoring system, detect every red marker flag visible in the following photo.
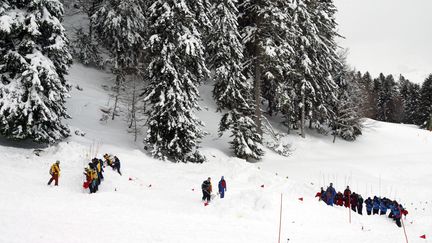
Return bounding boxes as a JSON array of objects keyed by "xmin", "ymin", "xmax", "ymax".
[
  {"xmin": 420, "ymin": 235, "xmax": 426, "ymax": 239},
  {"xmin": 298, "ymin": 197, "xmax": 304, "ymax": 201}
]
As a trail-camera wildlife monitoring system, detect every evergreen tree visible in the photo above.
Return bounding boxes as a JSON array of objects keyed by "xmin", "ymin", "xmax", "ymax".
[
  {"xmin": 356, "ymin": 71, "xmax": 375, "ymax": 118},
  {"xmin": 331, "ymin": 50, "xmax": 362, "ymax": 141},
  {"xmin": 208, "ymin": 0, "xmax": 263, "ymax": 160},
  {"xmin": 142, "ymin": 0, "xmax": 209, "ymax": 162},
  {"xmin": 376, "ymin": 74, "xmax": 398, "ymax": 122},
  {"xmin": 290, "ymin": 0, "xmax": 340, "ymax": 137},
  {"xmin": 419, "ymin": 74, "xmax": 432, "ymax": 128},
  {"xmin": 397, "ymin": 75, "xmax": 418, "ymax": 124},
  {"xmin": 0, "ymin": 0, "xmax": 72, "ymax": 143},
  {"xmin": 92, "ymin": 0, "xmax": 147, "ymax": 120},
  {"xmin": 71, "ymin": 27, "xmax": 103, "ymax": 67},
  {"xmin": 404, "ymin": 82, "xmax": 422, "ymax": 125},
  {"xmin": 238, "ymin": 0, "xmax": 294, "ymax": 133}
]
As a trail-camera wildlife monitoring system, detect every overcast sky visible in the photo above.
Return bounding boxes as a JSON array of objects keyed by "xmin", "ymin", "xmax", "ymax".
[{"xmin": 334, "ymin": 0, "xmax": 432, "ymax": 83}]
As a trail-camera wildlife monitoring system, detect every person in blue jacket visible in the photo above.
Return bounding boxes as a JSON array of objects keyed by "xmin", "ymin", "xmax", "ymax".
[
  {"xmin": 325, "ymin": 183, "xmax": 336, "ymax": 206},
  {"xmin": 365, "ymin": 197, "xmax": 373, "ymax": 215},
  {"xmin": 388, "ymin": 202, "xmax": 395, "ymax": 218},
  {"xmin": 391, "ymin": 201, "xmax": 402, "ymax": 227},
  {"xmin": 218, "ymin": 176, "xmax": 227, "ymax": 198},
  {"xmin": 379, "ymin": 198, "xmax": 388, "ymax": 215},
  {"xmin": 372, "ymin": 196, "xmax": 380, "ymax": 215}
]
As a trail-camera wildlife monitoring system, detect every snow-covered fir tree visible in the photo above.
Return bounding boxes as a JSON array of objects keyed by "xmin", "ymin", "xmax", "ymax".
[
  {"xmin": 71, "ymin": 27, "xmax": 102, "ymax": 67},
  {"xmin": 91, "ymin": 0, "xmax": 147, "ymax": 120},
  {"xmin": 376, "ymin": 74, "xmax": 398, "ymax": 122},
  {"xmin": 208, "ymin": 0, "xmax": 264, "ymax": 160},
  {"xmin": 419, "ymin": 74, "xmax": 432, "ymax": 129},
  {"xmin": 331, "ymin": 53, "xmax": 362, "ymax": 141},
  {"xmin": 238, "ymin": 0, "xmax": 295, "ymax": 133},
  {"xmin": 403, "ymin": 82, "xmax": 422, "ymax": 125},
  {"xmin": 290, "ymin": 0, "xmax": 340, "ymax": 137},
  {"xmin": 359, "ymin": 72, "xmax": 376, "ymax": 118},
  {"xmin": 0, "ymin": 0, "xmax": 72, "ymax": 143},
  {"xmin": 92, "ymin": 0, "xmax": 147, "ymax": 65},
  {"xmin": 398, "ymin": 75, "xmax": 415, "ymax": 124},
  {"xmin": 142, "ymin": 0, "xmax": 209, "ymax": 162}
]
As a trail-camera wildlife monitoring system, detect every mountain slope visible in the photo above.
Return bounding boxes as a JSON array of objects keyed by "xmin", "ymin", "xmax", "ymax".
[{"xmin": 0, "ymin": 64, "xmax": 431, "ymax": 243}]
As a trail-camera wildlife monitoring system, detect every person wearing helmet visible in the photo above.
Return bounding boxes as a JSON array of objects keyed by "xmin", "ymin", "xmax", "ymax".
[{"xmin": 48, "ymin": 161, "xmax": 61, "ymax": 186}]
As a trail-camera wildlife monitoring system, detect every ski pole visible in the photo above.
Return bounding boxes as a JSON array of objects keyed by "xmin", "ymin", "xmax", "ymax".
[{"xmin": 278, "ymin": 193, "xmax": 283, "ymax": 243}]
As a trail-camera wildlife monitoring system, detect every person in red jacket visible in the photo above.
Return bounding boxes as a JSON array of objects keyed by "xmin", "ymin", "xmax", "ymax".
[
  {"xmin": 315, "ymin": 187, "xmax": 325, "ymax": 202},
  {"xmin": 218, "ymin": 176, "xmax": 227, "ymax": 198},
  {"xmin": 343, "ymin": 186, "xmax": 351, "ymax": 207},
  {"xmin": 350, "ymin": 192, "xmax": 358, "ymax": 212},
  {"xmin": 335, "ymin": 192, "xmax": 344, "ymax": 206}
]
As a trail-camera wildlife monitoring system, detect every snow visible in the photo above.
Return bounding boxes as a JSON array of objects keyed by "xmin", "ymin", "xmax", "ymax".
[{"xmin": 0, "ymin": 63, "xmax": 431, "ymax": 242}]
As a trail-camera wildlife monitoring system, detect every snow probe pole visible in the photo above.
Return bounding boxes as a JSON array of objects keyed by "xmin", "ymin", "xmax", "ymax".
[
  {"xmin": 278, "ymin": 193, "xmax": 283, "ymax": 243},
  {"xmin": 399, "ymin": 205, "xmax": 409, "ymax": 243},
  {"xmin": 349, "ymin": 191, "xmax": 351, "ymax": 224},
  {"xmin": 379, "ymin": 174, "xmax": 381, "ymax": 197}
]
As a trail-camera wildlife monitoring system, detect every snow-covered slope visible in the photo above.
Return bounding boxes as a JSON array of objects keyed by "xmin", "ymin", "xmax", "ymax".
[{"xmin": 0, "ymin": 64, "xmax": 431, "ymax": 243}]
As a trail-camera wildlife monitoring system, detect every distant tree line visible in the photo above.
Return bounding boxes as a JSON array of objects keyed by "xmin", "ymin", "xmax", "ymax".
[{"xmin": 345, "ymin": 71, "xmax": 432, "ymax": 129}]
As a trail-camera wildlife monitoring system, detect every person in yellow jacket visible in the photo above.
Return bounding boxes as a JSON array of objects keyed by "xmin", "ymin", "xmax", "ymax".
[
  {"xmin": 48, "ymin": 161, "xmax": 60, "ymax": 186},
  {"xmin": 103, "ymin": 154, "xmax": 114, "ymax": 168},
  {"xmin": 90, "ymin": 167, "xmax": 99, "ymax": 193}
]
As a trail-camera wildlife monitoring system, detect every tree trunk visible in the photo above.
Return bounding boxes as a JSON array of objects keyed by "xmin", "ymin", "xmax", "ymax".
[
  {"xmin": 112, "ymin": 74, "xmax": 121, "ymax": 120},
  {"xmin": 286, "ymin": 119, "xmax": 291, "ymax": 134},
  {"xmin": 254, "ymin": 58, "xmax": 262, "ymax": 135},
  {"xmin": 301, "ymin": 92, "xmax": 305, "ymax": 138}
]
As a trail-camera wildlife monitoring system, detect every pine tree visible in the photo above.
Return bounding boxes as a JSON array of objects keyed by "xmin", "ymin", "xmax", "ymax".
[
  {"xmin": 376, "ymin": 74, "xmax": 398, "ymax": 122},
  {"xmin": 290, "ymin": 0, "xmax": 340, "ymax": 137},
  {"xmin": 142, "ymin": 0, "xmax": 209, "ymax": 162},
  {"xmin": 404, "ymin": 82, "xmax": 421, "ymax": 125},
  {"xmin": 71, "ymin": 27, "xmax": 103, "ymax": 67},
  {"xmin": 0, "ymin": 0, "xmax": 72, "ymax": 143},
  {"xmin": 92, "ymin": 0, "xmax": 147, "ymax": 120},
  {"xmin": 208, "ymin": 0, "xmax": 263, "ymax": 160},
  {"xmin": 419, "ymin": 74, "xmax": 432, "ymax": 128},
  {"xmin": 355, "ymin": 71, "xmax": 375, "ymax": 118},
  {"xmin": 238, "ymin": 0, "xmax": 294, "ymax": 133},
  {"xmin": 331, "ymin": 50, "xmax": 362, "ymax": 141}
]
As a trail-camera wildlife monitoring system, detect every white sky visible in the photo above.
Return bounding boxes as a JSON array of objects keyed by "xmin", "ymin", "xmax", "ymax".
[{"xmin": 334, "ymin": 0, "xmax": 432, "ymax": 83}]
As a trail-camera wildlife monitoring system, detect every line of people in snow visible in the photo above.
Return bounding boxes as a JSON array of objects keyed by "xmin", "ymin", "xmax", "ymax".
[
  {"xmin": 316, "ymin": 183, "xmax": 408, "ymax": 227},
  {"xmin": 201, "ymin": 176, "xmax": 227, "ymax": 203}
]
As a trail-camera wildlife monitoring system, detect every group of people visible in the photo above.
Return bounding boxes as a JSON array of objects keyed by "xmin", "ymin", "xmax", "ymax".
[
  {"xmin": 316, "ymin": 183, "xmax": 408, "ymax": 227},
  {"xmin": 82, "ymin": 154, "xmax": 122, "ymax": 193},
  {"xmin": 201, "ymin": 176, "xmax": 227, "ymax": 203},
  {"xmin": 47, "ymin": 154, "xmax": 122, "ymax": 194},
  {"xmin": 83, "ymin": 157, "xmax": 105, "ymax": 193},
  {"xmin": 364, "ymin": 196, "xmax": 408, "ymax": 227}
]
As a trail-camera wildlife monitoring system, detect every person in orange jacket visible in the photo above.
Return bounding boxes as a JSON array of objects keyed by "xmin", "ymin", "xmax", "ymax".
[{"xmin": 48, "ymin": 161, "xmax": 61, "ymax": 186}]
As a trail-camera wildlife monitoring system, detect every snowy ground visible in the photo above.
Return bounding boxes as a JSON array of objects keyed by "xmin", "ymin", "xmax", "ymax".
[{"xmin": 0, "ymin": 64, "xmax": 431, "ymax": 243}]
